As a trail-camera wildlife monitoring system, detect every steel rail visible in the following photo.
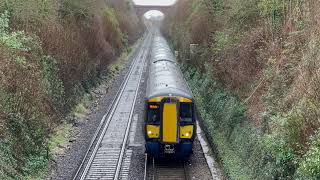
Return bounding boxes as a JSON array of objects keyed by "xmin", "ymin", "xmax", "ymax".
[
  {"xmin": 73, "ymin": 36, "xmax": 144, "ymax": 180},
  {"xmin": 114, "ymin": 33, "xmax": 151, "ymax": 179},
  {"xmin": 143, "ymin": 154, "xmax": 148, "ymax": 180},
  {"xmin": 73, "ymin": 33, "xmax": 151, "ymax": 180},
  {"xmin": 183, "ymin": 161, "xmax": 189, "ymax": 180},
  {"xmin": 82, "ymin": 35, "xmax": 149, "ymax": 179},
  {"xmin": 81, "ymin": 34, "xmax": 150, "ymax": 180}
]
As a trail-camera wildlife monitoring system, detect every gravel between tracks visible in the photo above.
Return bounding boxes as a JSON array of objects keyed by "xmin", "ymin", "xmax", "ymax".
[{"xmin": 46, "ymin": 47, "xmax": 136, "ymax": 180}]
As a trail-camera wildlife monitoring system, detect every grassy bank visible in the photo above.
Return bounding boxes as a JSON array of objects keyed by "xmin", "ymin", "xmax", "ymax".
[
  {"xmin": 166, "ymin": 0, "xmax": 320, "ymax": 179},
  {"xmin": 0, "ymin": 0, "xmax": 141, "ymax": 178}
]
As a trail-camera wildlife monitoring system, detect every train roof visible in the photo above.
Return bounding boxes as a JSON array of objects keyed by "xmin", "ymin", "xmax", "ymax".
[
  {"xmin": 151, "ymin": 36, "xmax": 176, "ymax": 63},
  {"xmin": 146, "ymin": 35, "xmax": 193, "ymax": 100}
]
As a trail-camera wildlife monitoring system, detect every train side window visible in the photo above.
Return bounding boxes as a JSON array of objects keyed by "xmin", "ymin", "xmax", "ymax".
[
  {"xmin": 179, "ymin": 103, "xmax": 193, "ymax": 123},
  {"xmin": 147, "ymin": 103, "xmax": 160, "ymax": 123}
]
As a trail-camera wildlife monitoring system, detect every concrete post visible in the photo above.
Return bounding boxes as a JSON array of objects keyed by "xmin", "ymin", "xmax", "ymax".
[{"xmin": 190, "ymin": 44, "xmax": 199, "ymax": 61}]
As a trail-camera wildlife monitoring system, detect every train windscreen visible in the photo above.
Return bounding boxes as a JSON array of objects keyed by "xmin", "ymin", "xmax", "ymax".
[
  {"xmin": 179, "ymin": 103, "xmax": 193, "ymax": 123},
  {"xmin": 147, "ymin": 103, "xmax": 160, "ymax": 123}
]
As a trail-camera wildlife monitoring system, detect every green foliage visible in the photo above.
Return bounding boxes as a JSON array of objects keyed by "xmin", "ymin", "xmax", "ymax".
[
  {"xmin": 122, "ymin": 32, "xmax": 129, "ymax": 50},
  {"xmin": 204, "ymin": 0, "xmax": 224, "ymax": 13},
  {"xmin": 42, "ymin": 56, "xmax": 65, "ymax": 112},
  {"xmin": 258, "ymin": 0, "xmax": 283, "ymax": 17},
  {"xmin": 182, "ymin": 65, "xmax": 254, "ymax": 179},
  {"xmin": 103, "ymin": 7, "xmax": 125, "ymax": 50},
  {"xmin": 229, "ymin": 0, "xmax": 260, "ymax": 30},
  {"xmin": 0, "ymin": 139, "xmax": 18, "ymax": 179},
  {"xmin": 258, "ymin": 0, "xmax": 284, "ymax": 38},
  {"xmin": 0, "ymin": 10, "xmax": 50, "ymax": 179},
  {"xmin": 264, "ymin": 130, "xmax": 297, "ymax": 179},
  {"xmin": 0, "ymin": 11, "xmax": 33, "ymax": 51},
  {"xmin": 0, "ymin": 10, "xmax": 9, "ymax": 33},
  {"xmin": 211, "ymin": 31, "xmax": 233, "ymax": 57},
  {"xmin": 2, "ymin": 0, "xmax": 55, "ymax": 27},
  {"xmin": 168, "ymin": 0, "xmax": 320, "ymax": 179},
  {"xmin": 104, "ymin": 7, "xmax": 119, "ymax": 29},
  {"xmin": 182, "ymin": 65, "xmax": 302, "ymax": 179},
  {"xmin": 297, "ymin": 130, "xmax": 320, "ymax": 179},
  {"xmin": 0, "ymin": 0, "xmax": 140, "ymax": 179},
  {"xmin": 48, "ymin": 123, "xmax": 72, "ymax": 152},
  {"xmin": 1, "ymin": 98, "xmax": 48, "ymax": 178},
  {"xmin": 59, "ymin": 0, "xmax": 90, "ymax": 21},
  {"xmin": 22, "ymin": 152, "xmax": 48, "ymax": 176}
]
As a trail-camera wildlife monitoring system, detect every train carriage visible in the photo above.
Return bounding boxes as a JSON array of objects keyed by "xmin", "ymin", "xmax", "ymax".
[{"xmin": 144, "ymin": 35, "xmax": 196, "ymax": 159}]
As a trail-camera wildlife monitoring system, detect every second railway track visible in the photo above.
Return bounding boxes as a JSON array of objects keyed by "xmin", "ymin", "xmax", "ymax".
[{"xmin": 73, "ymin": 33, "xmax": 152, "ymax": 180}]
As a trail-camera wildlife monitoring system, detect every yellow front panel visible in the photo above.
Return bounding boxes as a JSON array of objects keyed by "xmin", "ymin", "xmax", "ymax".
[
  {"xmin": 162, "ymin": 103, "xmax": 178, "ymax": 143},
  {"xmin": 146, "ymin": 125, "xmax": 160, "ymax": 138},
  {"xmin": 180, "ymin": 125, "xmax": 194, "ymax": 139}
]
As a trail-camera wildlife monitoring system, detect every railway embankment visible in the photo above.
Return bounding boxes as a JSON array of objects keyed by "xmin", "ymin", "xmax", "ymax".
[
  {"xmin": 165, "ymin": 0, "xmax": 320, "ymax": 179},
  {"xmin": 0, "ymin": 0, "xmax": 141, "ymax": 179}
]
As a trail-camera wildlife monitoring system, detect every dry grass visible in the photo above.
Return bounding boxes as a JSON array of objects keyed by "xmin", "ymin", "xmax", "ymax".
[{"xmin": 214, "ymin": 28, "xmax": 267, "ymax": 94}]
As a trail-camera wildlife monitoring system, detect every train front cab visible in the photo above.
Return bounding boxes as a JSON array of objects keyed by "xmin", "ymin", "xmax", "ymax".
[{"xmin": 145, "ymin": 96, "xmax": 196, "ymax": 159}]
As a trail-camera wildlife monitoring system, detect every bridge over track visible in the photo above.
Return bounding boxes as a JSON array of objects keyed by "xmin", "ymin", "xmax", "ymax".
[{"xmin": 133, "ymin": 4, "xmax": 172, "ymax": 18}]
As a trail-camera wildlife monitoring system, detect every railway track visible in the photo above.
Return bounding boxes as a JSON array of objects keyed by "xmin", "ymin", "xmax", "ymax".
[
  {"xmin": 73, "ymin": 33, "xmax": 152, "ymax": 180},
  {"xmin": 144, "ymin": 155, "xmax": 189, "ymax": 180}
]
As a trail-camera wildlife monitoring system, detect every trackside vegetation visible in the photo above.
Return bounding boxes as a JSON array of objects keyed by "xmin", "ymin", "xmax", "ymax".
[
  {"xmin": 165, "ymin": 0, "xmax": 320, "ymax": 179},
  {"xmin": 0, "ymin": 0, "xmax": 141, "ymax": 178}
]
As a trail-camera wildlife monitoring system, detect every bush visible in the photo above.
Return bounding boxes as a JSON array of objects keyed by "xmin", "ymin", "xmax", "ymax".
[
  {"xmin": 0, "ymin": 0, "xmax": 141, "ymax": 178},
  {"xmin": 59, "ymin": 0, "xmax": 90, "ymax": 22},
  {"xmin": 102, "ymin": 7, "xmax": 124, "ymax": 53},
  {"xmin": 297, "ymin": 130, "xmax": 320, "ymax": 179},
  {"xmin": 2, "ymin": 0, "xmax": 56, "ymax": 30},
  {"xmin": 167, "ymin": 0, "xmax": 320, "ymax": 179},
  {"xmin": 42, "ymin": 56, "xmax": 65, "ymax": 113},
  {"xmin": 182, "ymin": 65, "xmax": 299, "ymax": 179},
  {"xmin": 229, "ymin": 0, "xmax": 260, "ymax": 30},
  {"xmin": 182, "ymin": 65, "xmax": 253, "ymax": 179},
  {"xmin": 0, "ymin": 139, "xmax": 18, "ymax": 179},
  {"xmin": 0, "ymin": 11, "xmax": 34, "ymax": 51}
]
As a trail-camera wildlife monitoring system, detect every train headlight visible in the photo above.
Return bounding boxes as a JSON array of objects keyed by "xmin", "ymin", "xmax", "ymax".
[
  {"xmin": 146, "ymin": 125, "xmax": 160, "ymax": 138},
  {"xmin": 180, "ymin": 125, "xmax": 194, "ymax": 139}
]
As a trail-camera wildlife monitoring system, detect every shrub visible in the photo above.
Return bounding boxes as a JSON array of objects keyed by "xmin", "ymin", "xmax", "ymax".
[
  {"xmin": 297, "ymin": 130, "xmax": 320, "ymax": 179},
  {"xmin": 167, "ymin": 0, "xmax": 320, "ymax": 179},
  {"xmin": 2, "ymin": 0, "xmax": 56, "ymax": 30},
  {"xmin": 258, "ymin": 0, "xmax": 284, "ymax": 38},
  {"xmin": 0, "ymin": 10, "xmax": 53, "ymax": 178},
  {"xmin": 0, "ymin": 0, "xmax": 141, "ymax": 178},
  {"xmin": 102, "ymin": 7, "xmax": 124, "ymax": 53},
  {"xmin": 182, "ymin": 65, "xmax": 254, "ymax": 179},
  {"xmin": 59, "ymin": 0, "xmax": 90, "ymax": 22},
  {"xmin": 42, "ymin": 56, "xmax": 65, "ymax": 113},
  {"xmin": 229, "ymin": 0, "xmax": 260, "ymax": 31}
]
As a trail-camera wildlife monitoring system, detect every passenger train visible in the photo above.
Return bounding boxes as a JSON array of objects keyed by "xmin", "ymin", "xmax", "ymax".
[{"xmin": 144, "ymin": 34, "xmax": 196, "ymax": 159}]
